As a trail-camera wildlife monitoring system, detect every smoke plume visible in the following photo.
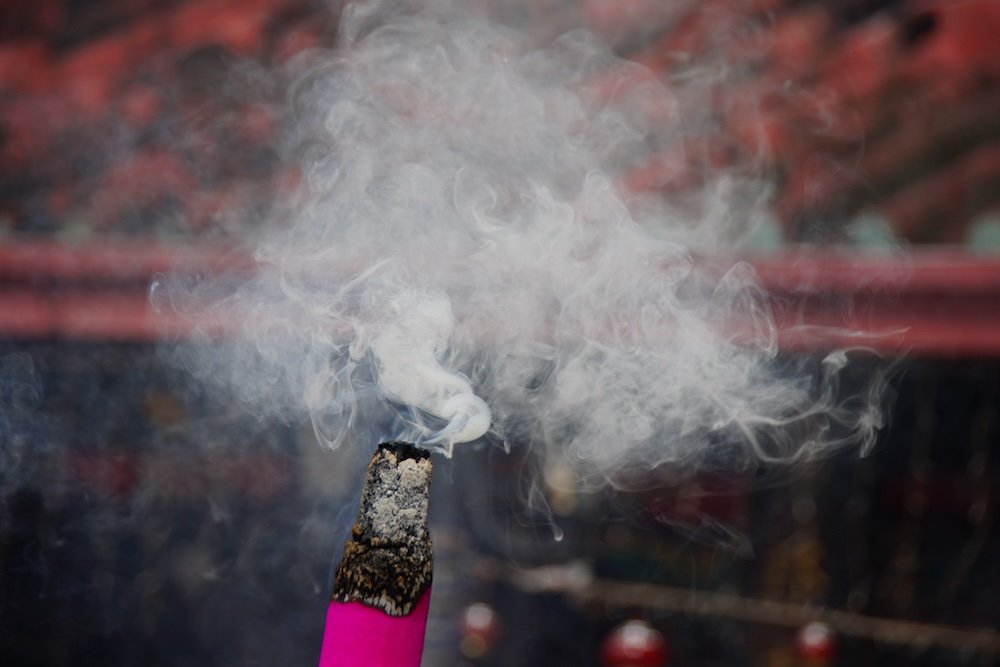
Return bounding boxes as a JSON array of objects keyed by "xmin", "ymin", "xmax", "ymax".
[{"xmin": 161, "ymin": 0, "xmax": 887, "ymax": 485}]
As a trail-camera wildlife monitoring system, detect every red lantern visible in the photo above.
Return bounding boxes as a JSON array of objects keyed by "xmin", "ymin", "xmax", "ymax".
[
  {"xmin": 601, "ymin": 619, "xmax": 669, "ymax": 667},
  {"xmin": 796, "ymin": 622, "xmax": 836, "ymax": 664},
  {"xmin": 459, "ymin": 602, "xmax": 500, "ymax": 660}
]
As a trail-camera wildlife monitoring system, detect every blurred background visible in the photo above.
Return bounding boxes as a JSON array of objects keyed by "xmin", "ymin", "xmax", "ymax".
[{"xmin": 1, "ymin": 0, "xmax": 999, "ymax": 665}]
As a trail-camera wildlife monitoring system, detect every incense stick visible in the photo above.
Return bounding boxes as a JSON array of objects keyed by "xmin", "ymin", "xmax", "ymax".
[{"xmin": 318, "ymin": 442, "xmax": 433, "ymax": 667}]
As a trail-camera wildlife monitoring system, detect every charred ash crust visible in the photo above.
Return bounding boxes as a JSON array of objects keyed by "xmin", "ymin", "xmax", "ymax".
[{"xmin": 332, "ymin": 441, "xmax": 433, "ymax": 616}]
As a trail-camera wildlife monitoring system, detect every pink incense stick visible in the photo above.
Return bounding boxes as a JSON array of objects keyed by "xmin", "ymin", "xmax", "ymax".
[
  {"xmin": 318, "ymin": 442, "xmax": 434, "ymax": 667},
  {"xmin": 319, "ymin": 590, "xmax": 431, "ymax": 666}
]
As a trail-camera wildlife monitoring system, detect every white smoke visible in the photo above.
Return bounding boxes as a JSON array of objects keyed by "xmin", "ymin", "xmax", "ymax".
[{"xmin": 161, "ymin": 0, "xmax": 887, "ymax": 482}]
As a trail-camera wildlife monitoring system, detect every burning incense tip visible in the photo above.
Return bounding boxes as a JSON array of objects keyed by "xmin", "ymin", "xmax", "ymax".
[{"xmin": 332, "ymin": 441, "xmax": 433, "ymax": 616}]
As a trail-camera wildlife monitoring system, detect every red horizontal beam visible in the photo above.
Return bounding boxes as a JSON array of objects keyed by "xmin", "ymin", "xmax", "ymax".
[
  {"xmin": 6, "ymin": 240, "xmax": 999, "ymax": 292},
  {"xmin": 742, "ymin": 249, "xmax": 1000, "ymax": 294},
  {"xmin": 1, "ymin": 241, "xmax": 998, "ymax": 356},
  {"xmin": 0, "ymin": 239, "xmax": 250, "ymax": 283}
]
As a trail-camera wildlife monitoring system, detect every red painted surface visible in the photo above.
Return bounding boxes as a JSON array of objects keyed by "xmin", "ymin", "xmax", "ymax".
[
  {"xmin": 603, "ymin": 0, "xmax": 1000, "ymax": 242},
  {"xmin": 1, "ymin": 2, "xmax": 999, "ymax": 354},
  {"xmin": 1, "ymin": 241, "xmax": 997, "ymax": 356},
  {"xmin": 3, "ymin": 0, "xmax": 1000, "ymax": 244},
  {"xmin": 0, "ymin": 240, "xmax": 250, "ymax": 282}
]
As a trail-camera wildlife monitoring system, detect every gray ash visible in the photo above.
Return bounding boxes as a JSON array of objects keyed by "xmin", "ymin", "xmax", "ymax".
[{"xmin": 332, "ymin": 441, "xmax": 433, "ymax": 616}]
